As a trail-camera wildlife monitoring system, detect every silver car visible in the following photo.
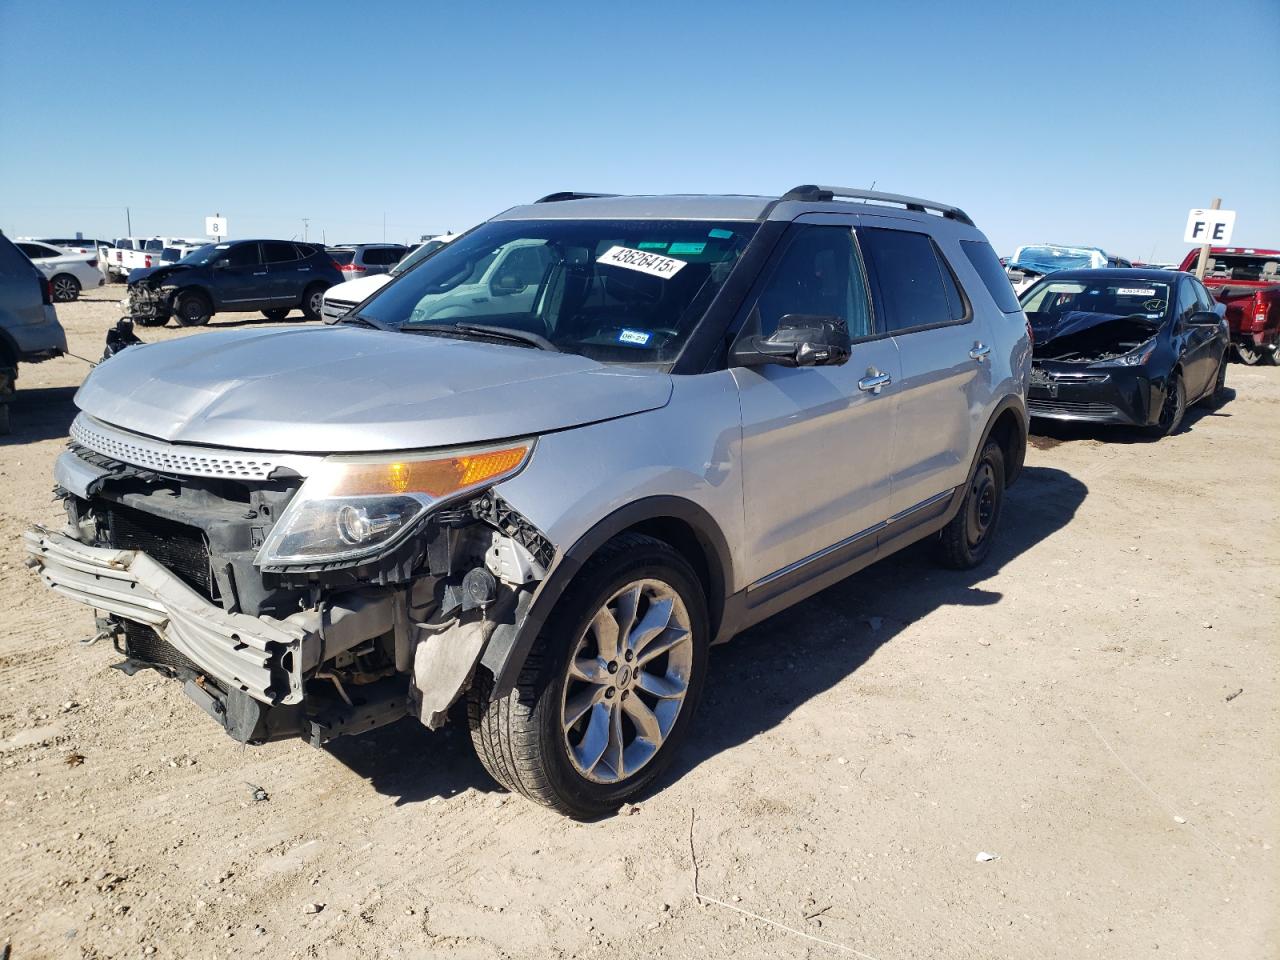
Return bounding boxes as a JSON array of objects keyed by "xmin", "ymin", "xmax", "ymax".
[{"xmin": 24, "ymin": 187, "xmax": 1030, "ymax": 817}]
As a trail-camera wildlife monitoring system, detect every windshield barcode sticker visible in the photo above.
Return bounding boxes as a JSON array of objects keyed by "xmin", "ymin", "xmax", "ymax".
[
  {"xmin": 597, "ymin": 245, "xmax": 687, "ymax": 279},
  {"xmin": 1117, "ymin": 288, "xmax": 1156, "ymax": 296}
]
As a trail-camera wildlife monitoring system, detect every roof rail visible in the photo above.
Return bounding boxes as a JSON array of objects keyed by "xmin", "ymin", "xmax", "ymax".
[
  {"xmin": 534, "ymin": 191, "xmax": 619, "ymax": 204},
  {"xmin": 780, "ymin": 184, "xmax": 974, "ymax": 227}
]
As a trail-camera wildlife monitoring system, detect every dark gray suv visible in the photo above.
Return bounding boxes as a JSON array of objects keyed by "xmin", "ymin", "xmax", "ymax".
[{"xmin": 26, "ymin": 187, "xmax": 1030, "ymax": 816}]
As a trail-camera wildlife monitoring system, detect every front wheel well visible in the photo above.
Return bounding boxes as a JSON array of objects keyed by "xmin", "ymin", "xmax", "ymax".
[{"xmin": 611, "ymin": 516, "xmax": 725, "ymax": 640}]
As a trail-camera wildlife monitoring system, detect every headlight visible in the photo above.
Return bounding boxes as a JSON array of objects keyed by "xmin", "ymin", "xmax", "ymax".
[
  {"xmin": 1096, "ymin": 337, "xmax": 1157, "ymax": 367},
  {"xmin": 254, "ymin": 440, "xmax": 533, "ymax": 566}
]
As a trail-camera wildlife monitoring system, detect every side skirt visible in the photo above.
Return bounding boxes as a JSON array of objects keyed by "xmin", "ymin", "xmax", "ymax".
[{"xmin": 716, "ymin": 487, "xmax": 961, "ymax": 642}]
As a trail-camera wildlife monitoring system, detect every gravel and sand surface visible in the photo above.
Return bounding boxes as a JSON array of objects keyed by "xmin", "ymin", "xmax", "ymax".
[{"xmin": 1, "ymin": 291, "xmax": 1276, "ymax": 959}]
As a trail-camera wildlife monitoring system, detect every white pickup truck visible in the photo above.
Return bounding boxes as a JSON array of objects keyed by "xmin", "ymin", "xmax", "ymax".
[{"xmin": 103, "ymin": 237, "xmax": 206, "ymax": 282}]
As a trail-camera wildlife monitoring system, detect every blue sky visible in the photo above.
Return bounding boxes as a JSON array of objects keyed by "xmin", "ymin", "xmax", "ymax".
[{"xmin": 2, "ymin": 0, "xmax": 1277, "ymax": 262}]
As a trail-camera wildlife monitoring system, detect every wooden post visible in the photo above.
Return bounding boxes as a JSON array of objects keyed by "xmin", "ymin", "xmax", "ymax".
[{"xmin": 1195, "ymin": 197, "xmax": 1221, "ymax": 279}]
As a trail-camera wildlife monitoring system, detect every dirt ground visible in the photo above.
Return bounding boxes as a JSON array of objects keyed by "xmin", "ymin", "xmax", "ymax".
[{"xmin": 1, "ymin": 290, "xmax": 1276, "ymax": 960}]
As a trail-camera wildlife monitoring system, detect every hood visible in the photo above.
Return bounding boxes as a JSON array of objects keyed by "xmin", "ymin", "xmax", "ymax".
[
  {"xmin": 128, "ymin": 263, "xmax": 190, "ymax": 286},
  {"xmin": 323, "ymin": 273, "xmax": 391, "ymax": 304},
  {"xmin": 74, "ymin": 326, "xmax": 673, "ymax": 453},
  {"xmin": 1030, "ymin": 310, "xmax": 1160, "ymax": 361}
]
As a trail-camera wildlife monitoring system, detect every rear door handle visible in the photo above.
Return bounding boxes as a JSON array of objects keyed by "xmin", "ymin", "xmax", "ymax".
[
  {"xmin": 969, "ymin": 343, "xmax": 991, "ymax": 361},
  {"xmin": 858, "ymin": 371, "xmax": 892, "ymax": 394}
]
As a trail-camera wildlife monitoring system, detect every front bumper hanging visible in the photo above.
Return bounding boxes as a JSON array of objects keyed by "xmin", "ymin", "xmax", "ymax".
[{"xmin": 23, "ymin": 527, "xmax": 306, "ymax": 704}]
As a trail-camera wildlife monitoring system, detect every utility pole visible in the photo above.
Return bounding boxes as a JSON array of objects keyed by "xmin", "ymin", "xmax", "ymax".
[
  {"xmin": 126, "ymin": 206, "xmax": 132, "ymax": 236},
  {"xmin": 301, "ymin": 218, "xmax": 310, "ymax": 242},
  {"xmin": 1194, "ymin": 197, "xmax": 1221, "ymax": 280}
]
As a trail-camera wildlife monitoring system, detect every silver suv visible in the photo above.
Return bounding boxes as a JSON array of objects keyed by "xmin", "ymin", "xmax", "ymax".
[{"xmin": 25, "ymin": 187, "xmax": 1029, "ymax": 817}]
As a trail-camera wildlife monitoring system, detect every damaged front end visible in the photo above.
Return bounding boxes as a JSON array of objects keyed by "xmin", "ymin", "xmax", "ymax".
[
  {"xmin": 25, "ymin": 415, "xmax": 554, "ymax": 747},
  {"xmin": 1027, "ymin": 311, "xmax": 1165, "ymax": 424},
  {"xmin": 125, "ymin": 281, "xmax": 174, "ymax": 324}
]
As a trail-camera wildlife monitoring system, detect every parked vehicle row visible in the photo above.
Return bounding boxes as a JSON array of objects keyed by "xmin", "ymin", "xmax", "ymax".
[
  {"xmin": 12, "ymin": 240, "xmax": 104, "ymax": 302},
  {"xmin": 23, "ymin": 186, "xmax": 1031, "ymax": 817},
  {"xmin": 321, "ymin": 234, "xmax": 459, "ymax": 322},
  {"xmin": 104, "ymin": 236, "xmax": 206, "ymax": 281}
]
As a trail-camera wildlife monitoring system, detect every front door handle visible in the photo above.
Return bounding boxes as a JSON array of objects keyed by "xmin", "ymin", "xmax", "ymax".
[
  {"xmin": 969, "ymin": 343, "xmax": 991, "ymax": 361},
  {"xmin": 858, "ymin": 370, "xmax": 892, "ymax": 394},
  {"xmin": 253, "ymin": 271, "xmax": 267, "ymax": 276}
]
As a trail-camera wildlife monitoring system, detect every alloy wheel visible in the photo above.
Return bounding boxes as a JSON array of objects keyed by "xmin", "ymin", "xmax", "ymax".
[
  {"xmin": 52, "ymin": 276, "xmax": 78, "ymax": 301},
  {"xmin": 559, "ymin": 579, "xmax": 693, "ymax": 784}
]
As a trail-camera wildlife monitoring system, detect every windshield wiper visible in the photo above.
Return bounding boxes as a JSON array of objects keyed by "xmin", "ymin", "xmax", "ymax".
[
  {"xmin": 403, "ymin": 322, "xmax": 559, "ymax": 352},
  {"xmin": 339, "ymin": 312, "xmax": 393, "ymax": 331}
]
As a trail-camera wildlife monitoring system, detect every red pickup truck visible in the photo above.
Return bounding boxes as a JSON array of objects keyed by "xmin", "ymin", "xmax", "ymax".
[{"xmin": 1179, "ymin": 247, "xmax": 1280, "ymax": 364}]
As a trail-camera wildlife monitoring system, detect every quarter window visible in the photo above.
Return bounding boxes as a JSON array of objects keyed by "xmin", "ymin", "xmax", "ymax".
[
  {"xmin": 960, "ymin": 239, "xmax": 1021, "ymax": 313},
  {"xmin": 751, "ymin": 225, "xmax": 872, "ymax": 339},
  {"xmin": 860, "ymin": 228, "xmax": 966, "ymax": 332}
]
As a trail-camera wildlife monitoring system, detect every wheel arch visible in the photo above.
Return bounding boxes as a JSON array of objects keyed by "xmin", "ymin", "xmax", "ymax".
[
  {"xmin": 479, "ymin": 495, "xmax": 733, "ymax": 699},
  {"xmin": 979, "ymin": 396, "xmax": 1028, "ymax": 487}
]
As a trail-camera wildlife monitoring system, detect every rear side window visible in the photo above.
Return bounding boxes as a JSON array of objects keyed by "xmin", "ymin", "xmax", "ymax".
[
  {"xmin": 960, "ymin": 239, "xmax": 1021, "ymax": 313},
  {"xmin": 18, "ymin": 242, "xmax": 51, "ymax": 259},
  {"xmin": 262, "ymin": 241, "xmax": 300, "ymax": 264},
  {"xmin": 859, "ymin": 228, "xmax": 965, "ymax": 332}
]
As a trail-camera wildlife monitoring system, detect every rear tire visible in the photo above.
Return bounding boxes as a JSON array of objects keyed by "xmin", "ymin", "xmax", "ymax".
[
  {"xmin": 1202, "ymin": 353, "xmax": 1228, "ymax": 405},
  {"xmin": 174, "ymin": 291, "xmax": 212, "ymax": 327},
  {"xmin": 468, "ymin": 533, "xmax": 709, "ymax": 818},
  {"xmin": 301, "ymin": 285, "xmax": 325, "ymax": 321},
  {"xmin": 51, "ymin": 274, "xmax": 81, "ymax": 302},
  {"xmin": 263, "ymin": 308, "xmax": 290, "ymax": 321},
  {"xmin": 0, "ymin": 403, "xmax": 10, "ymax": 436},
  {"xmin": 937, "ymin": 441, "xmax": 1005, "ymax": 570}
]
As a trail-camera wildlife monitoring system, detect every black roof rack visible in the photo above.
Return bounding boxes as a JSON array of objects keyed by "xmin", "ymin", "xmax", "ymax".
[
  {"xmin": 780, "ymin": 184, "xmax": 974, "ymax": 226},
  {"xmin": 534, "ymin": 191, "xmax": 619, "ymax": 204}
]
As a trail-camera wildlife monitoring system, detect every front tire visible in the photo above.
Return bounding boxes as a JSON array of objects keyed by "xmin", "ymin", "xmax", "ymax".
[
  {"xmin": 51, "ymin": 274, "xmax": 81, "ymax": 302},
  {"xmin": 174, "ymin": 291, "xmax": 212, "ymax": 327},
  {"xmin": 937, "ymin": 440, "xmax": 1005, "ymax": 570},
  {"xmin": 468, "ymin": 533, "xmax": 709, "ymax": 818},
  {"xmin": 1147, "ymin": 371, "xmax": 1186, "ymax": 438}
]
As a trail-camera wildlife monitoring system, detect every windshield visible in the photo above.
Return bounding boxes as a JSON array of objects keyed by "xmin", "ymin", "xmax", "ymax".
[
  {"xmin": 1010, "ymin": 245, "xmax": 1104, "ymax": 274},
  {"xmin": 357, "ymin": 219, "xmax": 759, "ymax": 365},
  {"xmin": 1020, "ymin": 279, "xmax": 1171, "ymax": 320},
  {"xmin": 178, "ymin": 243, "xmax": 227, "ymax": 266},
  {"xmin": 390, "ymin": 239, "xmax": 446, "ymax": 276},
  {"xmin": 1204, "ymin": 253, "xmax": 1280, "ymax": 283}
]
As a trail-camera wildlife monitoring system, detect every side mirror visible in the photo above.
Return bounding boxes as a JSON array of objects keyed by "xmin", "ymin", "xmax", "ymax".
[
  {"xmin": 1190, "ymin": 310, "xmax": 1221, "ymax": 326},
  {"xmin": 732, "ymin": 314, "xmax": 852, "ymax": 368},
  {"xmin": 490, "ymin": 274, "xmax": 525, "ymax": 296}
]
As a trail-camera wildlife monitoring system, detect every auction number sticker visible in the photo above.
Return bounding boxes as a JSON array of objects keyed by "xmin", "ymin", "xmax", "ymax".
[
  {"xmin": 1117, "ymin": 288, "xmax": 1156, "ymax": 296},
  {"xmin": 597, "ymin": 245, "xmax": 687, "ymax": 279}
]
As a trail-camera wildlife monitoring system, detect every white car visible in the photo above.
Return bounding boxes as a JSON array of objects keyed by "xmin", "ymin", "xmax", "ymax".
[
  {"xmin": 321, "ymin": 233, "xmax": 459, "ymax": 323},
  {"xmin": 14, "ymin": 240, "xmax": 105, "ymax": 302}
]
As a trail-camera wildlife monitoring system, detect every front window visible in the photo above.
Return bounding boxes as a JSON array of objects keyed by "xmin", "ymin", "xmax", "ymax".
[
  {"xmin": 1204, "ymin": 253, "xmax": 1280, "ymax": 282},
  {"xmin": 1010, "ymin": 245, "xmax": 1105, "ymax": 274},
  {"xmin": 1020, "ymin": 278, "xmax": 1172, "ymax": 321},
  {"xmin": 356, "ymin": 219, "xmax": 758, "ymax": 365}
]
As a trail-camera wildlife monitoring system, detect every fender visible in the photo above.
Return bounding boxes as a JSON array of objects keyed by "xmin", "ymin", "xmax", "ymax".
[
  {"xmin": 978, "ymin": 394, "xmax": 1028, "ymax": 486},
  {"xmin": 479, "ymin": 495, "xmax": 733, "ymax": 699}
]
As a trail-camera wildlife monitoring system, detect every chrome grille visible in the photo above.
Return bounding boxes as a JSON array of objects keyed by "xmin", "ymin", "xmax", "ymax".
[
  {"xmin": 70, "ymin": 415, "xmax": 321, "ymax": 481},
  {"xmin": 321, "ymin": 298, "xmax": 356, "ymax": 323}
]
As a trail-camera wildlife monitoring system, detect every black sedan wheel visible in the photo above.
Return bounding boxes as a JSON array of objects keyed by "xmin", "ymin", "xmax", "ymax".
[{"xmin": 1148, "ymin": 373, "xmax": 1186, "ymax": 438}]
